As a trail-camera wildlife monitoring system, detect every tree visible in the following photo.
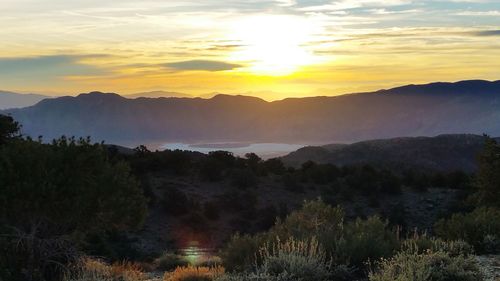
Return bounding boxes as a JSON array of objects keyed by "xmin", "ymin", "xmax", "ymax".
[
  {"xmin": 0, "ymin": 136, "xmax": 147, "ymax": 281},
  {"xmin": 475, "ymin": 136, "xmax": 500, "ymax": 207},
  {"xmin": 0, "ymin": 114, "xmax": 21, "ymax": 144}
]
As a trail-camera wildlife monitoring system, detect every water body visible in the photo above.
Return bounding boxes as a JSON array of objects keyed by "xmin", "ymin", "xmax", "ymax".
[{"xmin": 160, "ymin": 142, "xmax": 306, "ymax": 159}]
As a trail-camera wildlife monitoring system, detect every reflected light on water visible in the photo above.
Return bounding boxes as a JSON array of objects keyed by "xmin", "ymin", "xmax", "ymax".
[{"xmin": 179, "ymin": 240, "xmax": 215, "ymax": 265}]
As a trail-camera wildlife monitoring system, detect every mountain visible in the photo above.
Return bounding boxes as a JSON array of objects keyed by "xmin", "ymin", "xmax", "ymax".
[
  {"xmin": 281, "ymin": 134, "xmax": 493, "ymax": 172},
  {"xmin": 125, "ymin": 91, "xmax": 192, "ymax": 99},
  {"xmin": 0, "ymin": 91, "xmax": 51, "ymax": 109},
  {"xmin": 3, "ymin": 80, "xmax": 500, "ymax": 147}
]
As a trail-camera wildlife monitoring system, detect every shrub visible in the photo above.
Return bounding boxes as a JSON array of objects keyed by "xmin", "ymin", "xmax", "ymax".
[
  {"xmin": 369, "ymin": 249, "xmax": 483, "ymax": 281},
  {"xmin": 256, "ymin": 237, "xmax": 331, "ymax": 281},
  {"xmin": 64, "ymin": 257, "xmax": 146, "ymax": 281},
  {"xmin": 220, "ymin": 234, "xmax": 266, "ymax": 272},
  {"xmin": 335, "ymin": 216, "xmax": 399, "ymax": 266},
  {"xmin": 271, "ymin": 200, "xmax": 345, "ymax": 244},
  {"xmin": 163, "ymin": 265, "xmax": 225, "ymax": 281},
  {"xmin": 401, "ymin": 234, "xmax": 474, "ymax": 257},
  {"xmin": 156, "ymin": 253, "xmax": 189, "ymax": 271},
  {"xmin": 0, "ymin": 137, "xmax": 147, "ymax": 281},
  {"xmin": 434, "ymin": 207, "xmax": 500, "ymax": 253}
]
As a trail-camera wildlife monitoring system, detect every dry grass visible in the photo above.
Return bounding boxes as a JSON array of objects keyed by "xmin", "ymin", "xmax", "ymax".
[
  {"xmin": 64, "ymin": 257, "xmax": 147, "ymax": 281},
  {"xmin": 163, "ymin": 265, "xmax": 225, "ymax": 281}
]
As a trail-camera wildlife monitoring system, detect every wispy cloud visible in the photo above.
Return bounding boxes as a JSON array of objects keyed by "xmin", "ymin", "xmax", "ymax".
[{"xmin": 163, "ymin": 60, "xmax": 242, "ymax": 71}]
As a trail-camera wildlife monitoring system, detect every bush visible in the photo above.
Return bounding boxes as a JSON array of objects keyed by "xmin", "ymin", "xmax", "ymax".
[
  {"xmin": 220, "ymin": 234, "xmax": 266, "ymax": 272},
  {"xmin": 434, "ymin": 207, "xmax": 500, "ymax": 253},
  {"xmin": 0, "ymin": 137, "xmax": 147, "ymax": 281},
  {"xmin": 335, "ymin": 216, "xmax": 399, "ymax": 266},
  {"xmin": 369, "ymin": 249, "xmax": 483, "ymax": 281},
  {"xmin": 401, "ymin": 234, "xmax": 474, "ymax": 257},
  {"xmin": 64, "ymin": 257, "xmax": 146, "ymax": 281},
  {"xmin": 156, "ymin": 253, "xmax": 189, "ymax": 271},
  {"xmin": 256, "ymin": 237, "xmax": 331, "ymax": 281},
  {"xmin": 163, "ymin": 265, "xmax": 225, "ymax": 281}
]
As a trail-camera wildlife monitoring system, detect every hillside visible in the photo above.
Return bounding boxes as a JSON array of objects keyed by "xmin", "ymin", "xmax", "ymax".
[
  {"xmin": 0, "ymin": 90, "xmax": 51, "ymax": 109},
  {"xmin": 4, "ymin": 80, "xmax": 500, "ymax": 146},
  {"xmin": 282, "ymin": 134, "xmax": 492, "ymax": 172}
]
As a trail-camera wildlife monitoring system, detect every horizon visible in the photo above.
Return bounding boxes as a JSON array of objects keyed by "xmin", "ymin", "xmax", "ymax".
[
  {"xmin": 4, "ymin": 78, "xmax": 500, "ymax": 102},
  {"xmin": 1, "ymin": 0, "xmax": 500, "ymax": 100}
]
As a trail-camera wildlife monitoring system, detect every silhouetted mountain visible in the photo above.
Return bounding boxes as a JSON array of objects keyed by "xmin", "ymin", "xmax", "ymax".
[
  {"xmin": 125, "ymin": 91, "xmax": 192, "ymax": 99},
  {"xmin": 3, "ymin": 80, "xmax": 500, "ymax": 147},
  {"xmin": 0, "ymin": 90, "xmax": 51, "ymax": 109},
  {"xmin": 281, "ymin": 134, "xmax": 496, "ymax": 172}
]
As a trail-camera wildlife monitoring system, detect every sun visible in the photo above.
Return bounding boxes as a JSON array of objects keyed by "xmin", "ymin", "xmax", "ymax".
[{"xmin": 230, "ymin": 15, "xmax": 319, "ymax": 76}]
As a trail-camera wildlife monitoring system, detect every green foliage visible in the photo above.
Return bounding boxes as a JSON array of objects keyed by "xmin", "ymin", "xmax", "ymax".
[
  {"xmin": 475, "ymin": 136, "xmax": 500, "ymax": 207},
  {"xmin": 221, "ymin": 200, "xmax": 398, "ymax": 274},
  {"xmin": 336, "ymin": 216, "xmax": 399, "ymax": 266},
  {"xmin": 0, "ymin": 136, "xmax": 147, "ymax": 281},
  {"xmin": 255, "ymin": 237, "xmax": 332, "ymax": 281},
  {"xmin": 220, "ymin": 234, "xmax": 266, "ymax": 272},
  {"xmin": 401, "ymin": 234, "xmax": 473, "ymax": 257},
  {"xmin": 434, "ymin": 207, "xmax": 500, "ymax": 254},
  {"xmin": 369, "ymin": 249, "xmax": 483, "ymax": 281}
]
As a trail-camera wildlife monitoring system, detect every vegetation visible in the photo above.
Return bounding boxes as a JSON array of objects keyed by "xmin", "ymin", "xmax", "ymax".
[
  {"xmin": 164, "ymin": 265, "xmax": 225, "ymax": 281},
  {"xmin": 434, "ymin": 207, "xmax": 500, "ymax": 254},
  {"xmin": 1, "ymin": 114, "xmax": 498, "ymax": 281},
  {"xmin": 369, "ymin": 249, "xmax": 483, "ymax": 281},
  {"xmin": 0, "ymin": 115, "xmax": 147, "ymax": 281}
]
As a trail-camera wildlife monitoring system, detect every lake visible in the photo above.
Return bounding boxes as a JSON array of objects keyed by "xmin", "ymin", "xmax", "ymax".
[{"xmin": 160, "ymin": 142, "xmax": 306, "ymax": 159}]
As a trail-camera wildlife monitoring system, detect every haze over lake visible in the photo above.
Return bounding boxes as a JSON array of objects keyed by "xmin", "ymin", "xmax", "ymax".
[{"xmin": 161, "ymin": 142, "xmax": 306, "ymax": 159}]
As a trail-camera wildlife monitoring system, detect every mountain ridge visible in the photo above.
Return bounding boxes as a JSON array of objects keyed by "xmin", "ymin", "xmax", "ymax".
[{"xmin": 4, "ymin": 79, "xmax": 500, "ymax": 146}]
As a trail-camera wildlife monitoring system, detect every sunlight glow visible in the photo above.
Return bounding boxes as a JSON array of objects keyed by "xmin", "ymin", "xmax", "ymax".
[{"xmin": 230, "ymin": 15, "xmax": 320, "ymax": 76}]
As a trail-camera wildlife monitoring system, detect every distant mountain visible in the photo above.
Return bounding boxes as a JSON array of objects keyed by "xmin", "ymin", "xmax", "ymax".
[
  {"xmin": 3, "ymin": 80, "xmax": 500, "ymax": 147},
  {"xmin": 125, "ymin": 91, "xmax": 192, "ymax": 99},
  {"xmin": 281, "ymin": 134, "xmax": 495, "ymax": 172},
  {"xmin": 0, "ymin": 91, "xmax": 51, "ymax": 109}
]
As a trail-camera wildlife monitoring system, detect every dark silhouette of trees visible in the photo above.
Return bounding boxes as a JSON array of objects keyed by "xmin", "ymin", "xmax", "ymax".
[
  {"xmin": 475, "ymin": 136, "xmax": 500, "ymax": 207},
  {"xmin": 0, "ymin": 123, "xmax": 147, "ymax": 280}
]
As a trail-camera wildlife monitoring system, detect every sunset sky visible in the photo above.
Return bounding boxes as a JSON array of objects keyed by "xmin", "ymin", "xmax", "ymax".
[{"xmin": 1, "ymin": 0, "xmax": 499, "ymax": 100}]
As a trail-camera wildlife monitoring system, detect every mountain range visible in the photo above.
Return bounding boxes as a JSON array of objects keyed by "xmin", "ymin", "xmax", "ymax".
[
  {"xmin": 3, "ymin": 80, "xmax": 500, "ymax": 146},
  {"xmin": 0, "ymin": 91, "xmax": 51, "ymax": 110},
  {"xmin": 281, "ymin": 134, "xmax": 493, "ymax": 172}
]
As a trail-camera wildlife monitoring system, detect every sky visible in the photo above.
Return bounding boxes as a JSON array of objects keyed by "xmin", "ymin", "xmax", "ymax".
[{"xmin": 0, "ymin": 0, "xmax": 499, "ymax": 100}]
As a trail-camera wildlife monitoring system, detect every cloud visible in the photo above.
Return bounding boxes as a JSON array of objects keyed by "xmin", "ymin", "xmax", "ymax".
[
  {"xmin": 455, "ymin": 10, "xmax": 500, "ymax": 16},
  {"xmin": 163, "ymin": 60, "xmax": 242, "ymax": 71},
  {"xmin": 474, "ymin": 30, "xmax": 500, "ymax": 36},
  {"xmin": 0, "ymin": 55, "xmax": 106, "ymax": 78}
]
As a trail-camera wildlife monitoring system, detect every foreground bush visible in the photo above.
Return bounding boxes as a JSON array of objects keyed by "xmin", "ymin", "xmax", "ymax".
[
  {"xmin": 256, "ymin": 237, "xmax": 332, "ymax": 281},
  {"xmin": 64, "ymin": 257, "xmax": 146, "ymax": 281},
  {"xmin": 369, "ymin": 249, "xmax": 483, "ymax": 281},
  {"xmin": 336, "ymin": 216, "xmax": 399, "ymax": 266},
  {"xmin": 434, "ymin": 207, "xmax": 500, "ymax": 253},
  {"xmin": 164, "ymin": 265, "xmax": 225, "ymax": 281},
  {"xmin": 221, "ymin": 200, "xmax": 398, "ymax": 274},
  {"xmin": 402, "ymin": 234, "xmax": 474, "ymax": 257}
]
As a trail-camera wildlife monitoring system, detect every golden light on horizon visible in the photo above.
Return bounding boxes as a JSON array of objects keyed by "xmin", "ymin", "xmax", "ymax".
[{"xmin": 229, "ymin": 15, "xmax": 321, "ymax": 76}]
